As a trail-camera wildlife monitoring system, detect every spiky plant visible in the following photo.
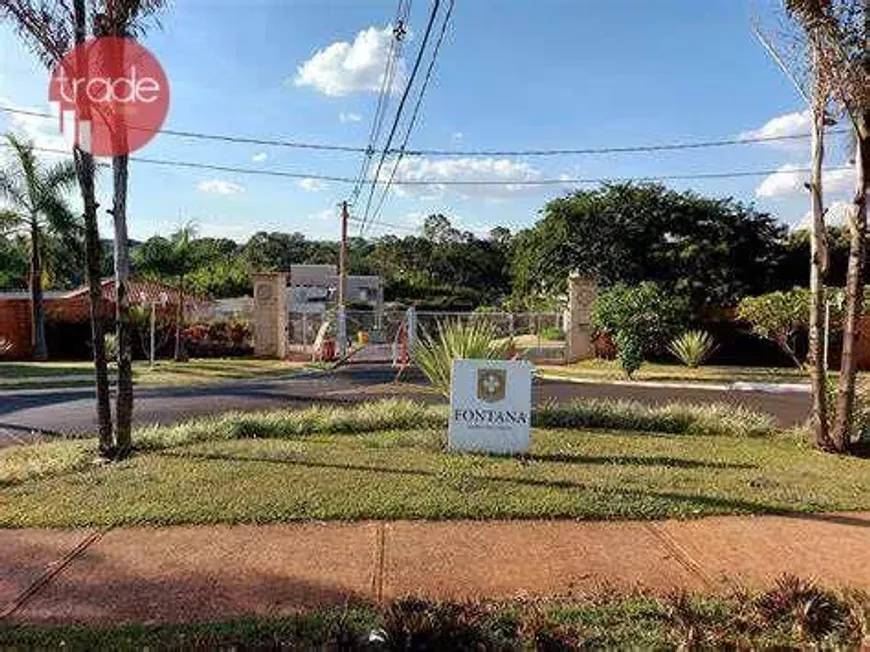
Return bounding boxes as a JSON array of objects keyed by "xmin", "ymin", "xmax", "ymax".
[
  {"xmin": 412, "ymin": 319, "xmax": 512, "ymax": 396},
  {"xmin": 668, "ymin": 330, "xmax": 718, "ymax": 368}
]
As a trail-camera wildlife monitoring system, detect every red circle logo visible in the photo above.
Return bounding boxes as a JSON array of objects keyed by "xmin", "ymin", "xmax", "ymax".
[{"xmin": 48, "ymin": 37, "xmax": 169, "ymax": 157}]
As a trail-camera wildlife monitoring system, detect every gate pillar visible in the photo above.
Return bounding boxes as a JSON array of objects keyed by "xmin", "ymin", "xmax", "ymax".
[
  {"xmin": 253, "ymin": 272, "xmax": 288, "ymax": 358},
  {"xmin": 564, "ymin": 273, "xmax": 597, "ymax": 363}
]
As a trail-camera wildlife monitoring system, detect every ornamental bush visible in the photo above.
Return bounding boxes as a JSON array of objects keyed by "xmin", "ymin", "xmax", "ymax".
[{"xmin": 592, "ymin": 282, "xmax": 689, "ymax": 377}]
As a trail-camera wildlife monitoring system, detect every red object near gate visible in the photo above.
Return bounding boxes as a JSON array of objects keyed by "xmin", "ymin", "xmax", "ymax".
[{"xmin": 321, "ymin": 339, "xmax": 336, "ymax": 361}]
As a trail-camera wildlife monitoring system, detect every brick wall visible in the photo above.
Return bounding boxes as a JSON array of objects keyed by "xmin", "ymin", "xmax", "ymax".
[
  {"xmin": 0, "ymin": 295, "xmax": 108, "ymax": 360},
  {"xmin": 0, "ymin": 298, "xmax": 33, "ymax": 359}
]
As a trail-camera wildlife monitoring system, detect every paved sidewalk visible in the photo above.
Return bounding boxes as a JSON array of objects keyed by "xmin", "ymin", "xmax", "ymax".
[{"xmin": 1, "ymin": 513, "xmax": 868, "ymax": 625}]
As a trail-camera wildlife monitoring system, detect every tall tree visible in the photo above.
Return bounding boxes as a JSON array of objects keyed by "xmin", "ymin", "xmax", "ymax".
[
  {"xmin": 784, "ymin": 0, "xmax": 869, "ymax": 452},
  {"xmin": 511, "ymin": 183, "xmax": 787, "ymax": 313},
  {"xmin": 93, "ymin": 0, "xmax": 167, "ymax": 459},
  {"xmin": 0, "ymin": 134, "xmax": 79, "ymax": 360},
  {"xmin": 755, "ymin": 4, "xmax": 836, "ymax": 448},
  {"xmin": 0, "ymin": 0, "xmax": 115, "ymax": 456}
]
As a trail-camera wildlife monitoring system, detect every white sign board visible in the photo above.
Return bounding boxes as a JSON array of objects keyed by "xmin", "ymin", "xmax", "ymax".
[{"xmin": 448, "ymin": 359, "xmax": 532, "ymax": 454}]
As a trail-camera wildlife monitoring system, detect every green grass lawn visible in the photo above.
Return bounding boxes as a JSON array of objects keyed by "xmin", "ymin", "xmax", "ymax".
[
  {"xmin": 3, "ymin": 585, "xmax": 865, "ymax": 649},
  {"xmin": 539, "ymin": 359, "xmax": 811, "ymax": 384},
  {"xmin": 0, "ymin": 400, "xmax": 867, "ymax": 528},
  {"xmin": 0, "ymin": 358, "xmax": 312, "ymax": 389}
]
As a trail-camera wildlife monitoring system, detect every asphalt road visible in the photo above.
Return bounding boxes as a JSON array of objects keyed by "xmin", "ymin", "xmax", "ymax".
[{"xmin": 0, "ymin": 365, "xmax": 810, "ymax": 447}]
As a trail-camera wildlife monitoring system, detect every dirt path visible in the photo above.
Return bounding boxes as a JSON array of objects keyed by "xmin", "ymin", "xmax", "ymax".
[{"xmin": 1, "ymin": 513, "xmax": 867, "ymax": 625}]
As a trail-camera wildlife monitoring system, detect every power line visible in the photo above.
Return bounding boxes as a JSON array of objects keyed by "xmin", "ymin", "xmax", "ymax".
[
  {"xmin": 0, "ymin": 105, "xmax": 368, "ymax": 153},
  {"xmin": 365, "ymin": 0, "xmax": 454, "ymax": 236},
  {"xmin": 402, "ymin": 130, "xmax": 851, "ymax": 156},
  {"xmin": 357, "ymin": 0, "xmax": 442, "ymax": 233},
  {"xmin": 0, "ymin": 103, "xmax": 849, "ymax": 156},
  {"xmin": 348, "ymin": 214, "xmax": 418, "ymax": 233},
  {"xmin": 348, "ymin": 0, "xmax": 413, "ymax": 206},
  {"xmin": 0, "ymin": 142, "xmax": 851, "ymax": 186}
]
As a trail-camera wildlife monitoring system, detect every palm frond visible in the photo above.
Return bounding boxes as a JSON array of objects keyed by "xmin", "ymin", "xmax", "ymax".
[
  {"xmin": 0, "ymin": 207, "xmax": 25, "ymax": 233},
  {"xmin": 41, "ymin": 158, "xmax": 78, "ymax": 193},
  {"xmin": 89, "ymin": 0, "xmax": 167, "ymax": 36},
  {"xmin": 0, "ymin": 0, "xmax": 73, "ymax": 67}
]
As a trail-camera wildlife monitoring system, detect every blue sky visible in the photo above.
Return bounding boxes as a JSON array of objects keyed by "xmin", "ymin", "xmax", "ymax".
[{"xmin": 0, "ymin": 0, "xmax": 857, "ymax": 242}]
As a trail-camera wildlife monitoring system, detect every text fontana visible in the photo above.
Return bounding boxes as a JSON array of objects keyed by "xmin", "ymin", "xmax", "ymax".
[{"xmin": 453, "ymin": 409, "xmax": 530, "ymax": 425}]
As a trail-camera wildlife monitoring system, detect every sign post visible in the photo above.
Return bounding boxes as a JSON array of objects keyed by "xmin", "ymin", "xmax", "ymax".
[{"xmin": 448, "ymin": 359, "xmax": 532, "ymax": 454}]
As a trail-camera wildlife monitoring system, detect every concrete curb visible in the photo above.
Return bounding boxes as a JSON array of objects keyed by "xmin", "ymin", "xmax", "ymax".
[{"xmin": 537, "ymin": 373, "xmax": 810, "ymax": 394}]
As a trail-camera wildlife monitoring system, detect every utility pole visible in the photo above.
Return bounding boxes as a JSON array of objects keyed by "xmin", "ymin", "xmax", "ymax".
[
  {"xmin": 339, "ymin": 201, "xmax": 348, "ymax": 309},
  {"xmin": 337, "ymin": 201, "xmax": 349, "ymax": 357}
]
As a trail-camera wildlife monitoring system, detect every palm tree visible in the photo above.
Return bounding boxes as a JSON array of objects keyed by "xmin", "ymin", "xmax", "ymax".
[
  {"xmin": 133, "ymin": 223, "xmax": 200, "ymax": 361},
  {"xmin": 93, "ymin": 0, "xmax": 167, "ymax": 459},
  {"xmin": 0, "ymin": 134, "xmax": 79, "ymax": 360}
]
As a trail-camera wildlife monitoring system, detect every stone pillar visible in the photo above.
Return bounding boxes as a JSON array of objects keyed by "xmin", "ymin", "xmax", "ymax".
[
  {"xmin": 253, "ymin": 272, "xmax": 288, "ymax": 358},
  {"xmin": 564, "ymin": 273, "xmax": 597, "ymax": 363}
]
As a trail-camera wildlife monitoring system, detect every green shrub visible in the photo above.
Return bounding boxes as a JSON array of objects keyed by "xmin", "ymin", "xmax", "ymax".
[
  {"xmin": 737, "ymin": 288, "xmax": 810, "ymax": 368},
  {"xmin": 614, "ymin": 331, "xmax": 644, "ymax": 377},
  {"xmin": 412, "ymin": 319, "xmax": 512, "ymax": 396},
  {"xmin": 136, "ymin": 399, "xmax": 447, "ymax": 450},
  {"xmin": 539, "ymin": 326, "xmax": 565, "ymax": 341},
  {"xmin": 592, "ymin": 282, "xmax": 689, "ymax": 378},
  {"xmin": 103, "ymin": 333, "xmax": 118, "ymax": 360},
  {"xmin": 0, "ymin": 440, "xmax": 95, "ymax": 487},
  {"xmin": 534, "ymin": 399, "xmax": 776, "ymax": 438},
  {"xmin": 669, "ymin": 330, "xmax": 718, "ymax": 367}
]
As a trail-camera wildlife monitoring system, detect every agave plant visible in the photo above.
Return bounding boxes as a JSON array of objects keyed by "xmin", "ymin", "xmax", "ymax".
[
  {"xmin": 412, "ymin": 319, "xmax": 512, "ymax": 396},
  {"xmin": 0, "ymin": 337, "xmax": 13, "ymax": 358},
  {"xmin": 668, "ymin": 330, "xmax": 717, "ymax": 368}
]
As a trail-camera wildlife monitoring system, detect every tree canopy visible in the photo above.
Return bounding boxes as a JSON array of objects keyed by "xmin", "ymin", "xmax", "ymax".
[
  {"xmin": 0, "ymin": 182, "xmax": 852, "ymax": 315},
  {"xmin": 510, "ymin": 183, "xmax": 787, "ymax": 313}
]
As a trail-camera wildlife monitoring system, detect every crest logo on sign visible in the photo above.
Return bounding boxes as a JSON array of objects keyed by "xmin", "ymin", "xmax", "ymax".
[{"xmin": 477, "ymin": 369, "xmax": 506, "ymax": 402}]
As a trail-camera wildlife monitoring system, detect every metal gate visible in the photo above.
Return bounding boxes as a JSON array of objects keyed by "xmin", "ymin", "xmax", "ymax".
[
  {"xmin": 289, "ymin": 308, "xmax": 566, "ymax": 364},
  {"xmin": 343, "ymin": 309, "xmax": 409, "ymax": 363}
]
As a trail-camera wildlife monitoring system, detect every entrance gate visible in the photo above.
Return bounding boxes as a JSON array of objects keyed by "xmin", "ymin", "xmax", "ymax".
[{"xmin": 253, "ymin": 271, "xmax": 596, "ymax": 364}]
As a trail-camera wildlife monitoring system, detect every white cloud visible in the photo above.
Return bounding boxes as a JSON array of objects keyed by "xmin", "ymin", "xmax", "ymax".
[
  {"xmin": 251, "ymin": 152, "xmax": 268, "ymax": 162},
  {"xmin": 0, "ymin": 97, "xmax": 66, "ymax": 153},
  {"xmin": 339, "ymin": 112, "xmax": 362, "ymax": 123},
  {"xmin": 799, "ymin": 200, "xmax": 854, "ymax": 229},
  {"xmin": 451, "ymin": 131, "xmax": 464, "ymax": 141},
  {"xmin": 293, "ymin": 26, "xmax": 405, "ymax": 96},
  {"xmin": 741, "ymin": 110, "xmax": 812, "ymax": 144},
  {"xmin": 309, "ymin": 207, "xmax": 337, "ymax": 222},
  {"xmin": 197, "ymin": 179, "xmax": 246, "ymax": 195},
  {"xmin": 383, "ymin": 156, "xmax": 542, "ymax": 199},
  {"xmin": 756, "ymin": 163, "xmax": 854, "ymax": 199},
  {"xmin": 297, "ymin": 177, "xmax": 327, "ymax": 192}
]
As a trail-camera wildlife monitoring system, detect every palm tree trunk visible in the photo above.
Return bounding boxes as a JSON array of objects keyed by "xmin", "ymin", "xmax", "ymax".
[
  {"xmin": 72, "ymin": 0, "xmax": 113, "ymax": 456},
  {"xmin": 832, "ymin": 130, "xmax": 868, "ymax": 452},
  {"xmin": 75, "ymin": 150, "xmax": 114, "ymax": 456},
  {"xmin": 808, "ymin": 102, "xmax": 832, "ymax": 450},
  {"xmin": 29, "ymin": 217, "xmax": 47, "ymax": 361},
  {"xmin": 112, "ymin": 154, "xmax": 134, "ymax": 459},
  {"xmin": 174, "ymin": 275, "xmax": 184, "ymax": 361}
]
